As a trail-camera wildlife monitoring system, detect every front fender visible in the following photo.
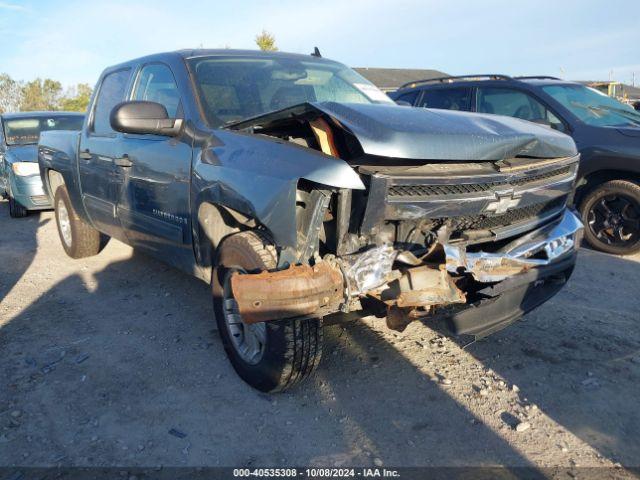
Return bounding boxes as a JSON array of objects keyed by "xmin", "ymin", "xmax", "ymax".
[{"xmin": 193, "ymin": 130, "xmax": 364, "ymax": 248}]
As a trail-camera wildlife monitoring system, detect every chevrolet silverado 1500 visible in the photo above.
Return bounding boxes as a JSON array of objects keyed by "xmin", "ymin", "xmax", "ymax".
[{"xmin": 39, "ymin": 50, "xmax": 583, "ymax": 392}]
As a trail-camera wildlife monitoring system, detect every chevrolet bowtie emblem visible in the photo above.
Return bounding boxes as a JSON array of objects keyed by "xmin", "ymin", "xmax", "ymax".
[{"xmin": 485, "ymin": 189, "xmax": 521, "ymax": 214}]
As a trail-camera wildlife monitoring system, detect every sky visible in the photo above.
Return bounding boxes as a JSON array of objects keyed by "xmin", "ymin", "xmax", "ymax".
[{"xmin": 0, "ymin": 0, "xmax": 639, "ymax": 87}]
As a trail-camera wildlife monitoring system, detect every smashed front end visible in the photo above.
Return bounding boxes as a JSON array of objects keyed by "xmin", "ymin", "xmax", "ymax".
[{"xmin": 226, "ymin": 103, "xmax": 583, "ymax": 337}]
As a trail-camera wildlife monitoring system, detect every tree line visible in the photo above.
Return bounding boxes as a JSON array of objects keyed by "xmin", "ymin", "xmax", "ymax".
[{"xmin": 0, "ymin": 73, "xmax": 92, "ymax": 115}]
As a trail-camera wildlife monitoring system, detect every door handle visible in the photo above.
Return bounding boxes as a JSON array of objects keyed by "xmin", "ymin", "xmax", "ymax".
[
  {"xmin": 79, "ymin": 149, "xmax": 92, "ymax": 160},
  {"xmin": 114, "ymin": 154, "xmax": 133, "ymax": 168}
]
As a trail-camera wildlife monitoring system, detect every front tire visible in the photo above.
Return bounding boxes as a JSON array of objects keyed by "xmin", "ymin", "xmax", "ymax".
[
  {"xmin": 579, "ymin": 180, "xmax": 640, "ymax": 255},
  {"xmin": 212, "ymin": 231, "xmax": 323, "ymax": 393},
  {"xmin": 54, "ymin": 186, "xmax": 109, "ymax": 259},
  {"xmin": 8, "ymin": 195, "xmax": 28, "ymax": 218}
]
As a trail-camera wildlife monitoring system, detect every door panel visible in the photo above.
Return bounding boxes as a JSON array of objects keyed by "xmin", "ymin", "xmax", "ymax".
[
  {"xmin": 79, "ymin": 68, "xmax": 132, "ymax": 239},
  {"xmin": 116, "ymin": 137, "xmax": 192, "ymax": 266}
]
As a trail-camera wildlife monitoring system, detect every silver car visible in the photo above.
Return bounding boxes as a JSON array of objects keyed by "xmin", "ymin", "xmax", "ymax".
[{"xmin": 1, "ymin": 111, "xmax": 84, "ymax": 217}]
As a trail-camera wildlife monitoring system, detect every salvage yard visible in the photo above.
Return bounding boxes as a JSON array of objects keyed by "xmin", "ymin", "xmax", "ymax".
[{"xmin": 1, "ymin": 199, "xmax": 639, "ymax": 472}]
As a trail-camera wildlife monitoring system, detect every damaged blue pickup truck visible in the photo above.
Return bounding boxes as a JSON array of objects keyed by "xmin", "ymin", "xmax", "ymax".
[{"xmin": 38, "ymin": 50, "xmax": 583, "ymax": 392}]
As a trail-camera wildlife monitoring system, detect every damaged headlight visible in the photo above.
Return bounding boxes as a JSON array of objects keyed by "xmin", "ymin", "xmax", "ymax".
[{"xmin": 343, "ymin": 244, "xmax": 397, "ymax": 294}]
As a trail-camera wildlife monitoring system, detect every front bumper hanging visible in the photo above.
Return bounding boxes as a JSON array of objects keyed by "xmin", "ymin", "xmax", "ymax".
[
  {"xmin": 444, "ymin": 210, "xmax": 583, "ymax": 282},
  {"xmin": 230, "ymin": 210, "xmax": 583, "ymax": 324}
]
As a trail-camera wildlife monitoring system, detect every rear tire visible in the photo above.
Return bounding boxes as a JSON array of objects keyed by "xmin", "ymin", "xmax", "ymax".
[
  {"xmin": 8, "ymin": 195, "xmax": 28, "ymax": 218},
  {"xmin": 212, "ymin": 231, "xmax": 323, "ymax": 393},
  {"xmin": 579, "ymin": 180, "xmax": 640, "ymax": 255},
  {"xmin": 54, "ymin": 186, "xmax": 109, "ymax": 259}
]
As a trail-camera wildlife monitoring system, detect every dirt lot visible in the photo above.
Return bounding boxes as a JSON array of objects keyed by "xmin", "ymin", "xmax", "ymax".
[{"xmin": 1, "ymin": 199, "xmax": 639, "ymax": 473}]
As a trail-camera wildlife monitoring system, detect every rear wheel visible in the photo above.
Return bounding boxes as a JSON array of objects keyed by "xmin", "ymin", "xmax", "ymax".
[
  {"xmin": 8, "ymin": 195, "xmax": 28, "ymax": 218},
  {"xmin": 212, "ymin": 231, "xmax": 323, "ymax": 393},
  {"xmin": 54, "ymin": 186, "xmax": 109, "ymax": 258},
  {"xmin": 579, "ymin": 180, "xmax": 640, "ymax": 255}
]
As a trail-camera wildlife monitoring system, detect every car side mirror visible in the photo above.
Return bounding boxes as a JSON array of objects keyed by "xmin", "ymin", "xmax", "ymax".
[
  {"xmin": 395, "ymin": 100, "xmax": 412, "ymax": 107},
  {"xmin": 110, "ymin": 101, "xmax": 183, "ymax": 136}
]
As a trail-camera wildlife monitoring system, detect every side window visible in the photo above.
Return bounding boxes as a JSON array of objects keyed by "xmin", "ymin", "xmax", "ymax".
[
  {"xmin": 133, "ymin": 64, "xmax": 181, "ymax": 117},
  {"xmin": 477, "ymin": 87, "xmax": 565, "ymax": 131},
  {"xmin": 418, "ymin": 88, "xmax": 472, "ymax": 111},
  {"xmin": 394, "ymin": 90, "xmax": 420, "ymax": 105},
  {"xmin": 92, "ymin": 69, "xmax": 131, "ymax": 136}
]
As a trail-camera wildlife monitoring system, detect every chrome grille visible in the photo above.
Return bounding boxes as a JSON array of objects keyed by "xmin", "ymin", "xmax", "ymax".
[
  {"xmin": 388, "ymin": 165, "xmax": 572, "ymax": 197},
  {"xmin": 440, "ymin": 196, "xmax": 567, "ymax": 231}
]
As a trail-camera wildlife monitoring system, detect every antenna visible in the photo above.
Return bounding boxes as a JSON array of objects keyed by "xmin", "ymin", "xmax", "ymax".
[{"xmin": 311, "ymin": 47, "xmax": 321, "ymax": 57}]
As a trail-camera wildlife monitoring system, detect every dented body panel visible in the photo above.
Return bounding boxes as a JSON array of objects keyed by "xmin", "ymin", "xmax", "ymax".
[{"xmin": 193, "ymin": 129, "xmax": 364, "ymax": 249}]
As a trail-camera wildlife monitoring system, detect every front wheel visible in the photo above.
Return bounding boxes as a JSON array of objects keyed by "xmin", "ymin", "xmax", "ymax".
[
  {"xmin": 212, "ymin": 231, "xmax": 323, "ymax": 393},
  {"xmin": 8, "ymin": 195, "xmax": 28, "ymax": 218},
  {"xmin": 54, "ymin": 186, "xmax": 109, "ymax": 259},
  {"xmin": 579, "ymin": 180, "xmax": 640, "ymax": 255}
]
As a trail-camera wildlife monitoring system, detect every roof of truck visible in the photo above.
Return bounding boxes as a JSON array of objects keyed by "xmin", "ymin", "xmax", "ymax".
[
  {"xmin": 178, "ymin": 48, "xmax": 336, "ymax": 61},
  {"xmin": 103, "ymin": 49, "xmax": 343, "ymax": 72},
  {"xmin": 1, "ymin": 111, "xmax": 84, "ymax": 120}
]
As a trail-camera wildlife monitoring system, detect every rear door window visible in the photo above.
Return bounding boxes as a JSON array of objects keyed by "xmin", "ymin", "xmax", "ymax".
[
  {"xmin": 92, "ymin": 69, "xmax": 131, "ymax": 136},
  {"xmin": 418, "ymin": 88, "xmax": 472, "ymax": 111},
  {"xmin": 133, "ymin": 64, "xmax": 181, "ymax": 117}
]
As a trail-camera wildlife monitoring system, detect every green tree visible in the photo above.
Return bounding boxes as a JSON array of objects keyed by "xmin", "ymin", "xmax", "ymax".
[
  {"xmin": 255, "ymin": 30, "xmax": 277, "ymax": 51},
  {"xmin": 0, "ymin": 73, "xmax": 23, "ymax": 114},
  {"xmin": 60, "ymin": 83, "xmax": 93, "ymax": 112},
  {"xmin": 20, "ymin": 78, "xmax": 63, "ymax": 111}
]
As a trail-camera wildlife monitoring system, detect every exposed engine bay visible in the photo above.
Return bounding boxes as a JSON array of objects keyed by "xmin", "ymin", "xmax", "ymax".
[{"xmin": 226, "ymin": 103, "xmax": 583, "ymax": 335}]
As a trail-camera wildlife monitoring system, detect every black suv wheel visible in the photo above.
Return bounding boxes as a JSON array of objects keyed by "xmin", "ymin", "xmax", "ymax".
[{"xmin": 579, "ymin": 180, "xmax": 640, "ymax": 255}]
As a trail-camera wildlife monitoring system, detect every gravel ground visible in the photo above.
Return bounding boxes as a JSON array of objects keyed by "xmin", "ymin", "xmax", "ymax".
[{"xmin": 1, "ymin": 200, "xmax": 639, "ymax": 474}]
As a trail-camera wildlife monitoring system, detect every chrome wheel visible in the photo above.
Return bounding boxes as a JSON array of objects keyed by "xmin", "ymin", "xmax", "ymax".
[
  {"xmin": 222, "ymin": 268, "xmax": 266, "ymax": 365},
  {"xmin": 57, "ymin": 197, "xmax": 72, "ymax": 247}
]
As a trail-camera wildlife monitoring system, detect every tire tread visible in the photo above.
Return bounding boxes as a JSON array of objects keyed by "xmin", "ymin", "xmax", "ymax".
[{"xmin": 214, "ymin": 230, "xmax": 323, "ymax": 393}]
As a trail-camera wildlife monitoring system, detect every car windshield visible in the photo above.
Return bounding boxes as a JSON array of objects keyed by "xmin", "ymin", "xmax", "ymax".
[
  {"xmin": 542, "ymin": 84, "xmax": 640, "ymax": 128},
  {"xmin": 188, "ymin": 55, "xmax": 393, "ymax": 127},
  {"xmin": 3, "ymin": 115, "xmax": 84, "ymax": 146}
]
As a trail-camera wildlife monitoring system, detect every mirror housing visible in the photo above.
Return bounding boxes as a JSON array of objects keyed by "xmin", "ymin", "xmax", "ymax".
[{"xmin": 110, "ymin": 101, "xmax": 183, "ymax": 136}]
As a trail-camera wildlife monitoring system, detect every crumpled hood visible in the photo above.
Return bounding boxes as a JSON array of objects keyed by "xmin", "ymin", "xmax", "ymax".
[
  {"xmin": 311, "ymin": 102, "xmax": 578, "ymax": 160},
  {"xmin": 5, "ymin": 144, "xmax": 38, "ymax": 163}
]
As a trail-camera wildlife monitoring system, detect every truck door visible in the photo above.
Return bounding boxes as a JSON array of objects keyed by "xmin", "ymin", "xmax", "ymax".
[
  {"xmin": 78, "ymin": 68, "xmax": 132, "ymax": 240},
  {"xmin": 115, "ymin": 63, "xmax": 193, "ymax": 270}
]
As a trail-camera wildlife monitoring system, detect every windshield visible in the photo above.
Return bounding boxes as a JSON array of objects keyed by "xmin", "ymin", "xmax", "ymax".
[
  {"xmin": 188, "ymin": 55, "xmax": 393, "ymax": 127},
  {"xmin": 542, "ymin": 84, "xmax": 640, "ymax": 128},
  {"xmin": 3, "ymin": 115, "xmax": 84, "ymax": 146}
]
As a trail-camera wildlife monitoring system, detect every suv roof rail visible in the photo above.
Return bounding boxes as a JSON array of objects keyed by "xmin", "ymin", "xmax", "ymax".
[
  {"xmin": 514, "ymin": 75, "xmax": 562, "ymax": 80},
  {"xmin": 399, "ymin": 74, "xmax": 512, "ymax": 89}
]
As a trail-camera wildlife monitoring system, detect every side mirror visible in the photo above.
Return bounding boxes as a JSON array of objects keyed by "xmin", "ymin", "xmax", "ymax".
[
  {"xmin": 110, "ymin": 101, "xmax": 183, "ymax": 136},
  {"xmin": 395, "ymin": 100, "xmax": 412, "ymax": 107}
]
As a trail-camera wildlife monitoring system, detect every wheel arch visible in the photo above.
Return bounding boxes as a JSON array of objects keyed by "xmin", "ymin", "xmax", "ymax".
[
  {"xmin": 194, "ymin": 201, "xmax": 276, "ymax": 270},
  {"xmin": 575, "ymin": 169, "xmax": 640, "ymax": 207}
]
